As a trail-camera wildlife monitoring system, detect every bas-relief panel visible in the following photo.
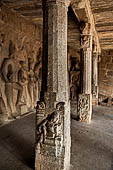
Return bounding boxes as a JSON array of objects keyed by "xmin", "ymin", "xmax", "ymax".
[
  {"xmin": 0, "ymin": 25, "xmax": 42, "ymax": 124},
  {"xmin": 35, "ymin": 101, "xmax": 65, "ymax": 170}
]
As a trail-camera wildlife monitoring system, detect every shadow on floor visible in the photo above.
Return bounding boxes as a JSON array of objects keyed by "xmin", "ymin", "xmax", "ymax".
[{"xmin": 0, "ymin": 114, "xmax": 35, "ymax": 170}]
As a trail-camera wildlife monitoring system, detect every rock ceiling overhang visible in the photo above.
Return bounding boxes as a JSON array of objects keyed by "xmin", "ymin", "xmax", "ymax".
[
  {"xmin": 91, "ymin": 0, "xmax": 113, "ymax": 50},
  {"xmin": 0, "ymin": 0, "xmax": 43, "ymax": 27},
  {"xmin": 1, "ymin": 0, "xmax": 113, "ymax": 50}
]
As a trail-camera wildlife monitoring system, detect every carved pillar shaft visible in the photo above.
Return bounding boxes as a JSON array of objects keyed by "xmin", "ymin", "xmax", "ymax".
[
  {"xmin": 82, "ymin": 47, "xmax": 92, "ymax": 94},
  {"xmin": 92, "ymin": 52, "xmax": 98, "ymax": 105},
  {"xmin": 78, "ymin": 24, "xmax": 93, "ymax": 123},
  {"xmin": 47, "ymin": 0, "xmax": 69, "ymax": 103},
  {"xmin": 35, "ymin": 1, "xmax": 70, "ymax": 170}
]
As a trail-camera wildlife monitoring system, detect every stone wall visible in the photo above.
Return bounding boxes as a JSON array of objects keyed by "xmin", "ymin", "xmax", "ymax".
[
  {"xmin": 0, "ymin": 7, "xmax": 42, "ymax": 124},
  {"xmin": 99, "ymin": 50, "xmax": 113, "ymax": 104}
]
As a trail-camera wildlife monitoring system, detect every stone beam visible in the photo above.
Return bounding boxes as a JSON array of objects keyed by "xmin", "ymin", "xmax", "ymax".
[{"xmin": 71, "ymin": 0, "xmax": 101, "ymax": 54}]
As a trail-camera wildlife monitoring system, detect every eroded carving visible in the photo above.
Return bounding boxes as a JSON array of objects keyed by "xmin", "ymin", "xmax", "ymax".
[
  {"xmin": 81, "ymin": 35, "xmax": 91, "ymax": 49},
  {"xmin": 80, "ymin": 22, "xmax": 91, "ymax": 49},
  {"xmin": 69, "ymin": 55, "xmax": 80, "ymax": 100},
  {"xmin": 78, "ymin": 94, "xmax": 90, "ymax": 122},
  {"xmin": 1, "ymin": 40, "xmax": 23, "ymax": 118},
  {"xmin": 36, "ymin": 102, "xmax": 64, "ymax": 147},
  {"xmin": 92, "ymin": 85, "xmax": 98, "ymax": 96},
  {"xmin": 34, "ymin": 48, "xmax": 42, "ymax": 102},
  {"xmin": 0, "ymin": 37, "xmax": 42, "ymax": 121},
  {"xmin": 18, "ymin": 60, "xmax": 29, "ymax": 107},
  {"xmin": 0, "ymin": 33, "xmax": 4, "ymax": 52},
  {"xmin": 37, "ymin": 101, "xmax": 46, "ymax": 110},
  {"xmin": 80, "ymin": 22, "xmax": 90, "ymax": 35},
  {"xmin": 27, "ymin": 58, "xmax": 35, "ymax": 109},
  {"xmin": 70, "ymin": 73, "xmax": 80, "ymax": 100},
  {"xmin": 0, "ymin": 19, "xmax": 42, "ymax": 124}
]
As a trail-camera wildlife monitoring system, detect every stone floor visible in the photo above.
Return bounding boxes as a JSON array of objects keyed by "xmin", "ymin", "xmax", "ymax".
[
  {"xmin": 0, "ymin": 113, "xmax": 35, "ymax": 170},
  {"xmin": 0, "ymin": 106, "xmax": 113, "ymax": 170},
  {"xmin": 71, "ymin": 106, "xmax": 113, "ymax": 170}
]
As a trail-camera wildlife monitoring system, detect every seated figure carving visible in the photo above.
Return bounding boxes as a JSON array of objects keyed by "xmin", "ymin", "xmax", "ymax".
[{"xmin": 37, "ymin": 110, "xmax": 61, "ymax": 147}]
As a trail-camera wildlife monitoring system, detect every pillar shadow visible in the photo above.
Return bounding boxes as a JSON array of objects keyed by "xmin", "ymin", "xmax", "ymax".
[{"xmin": 71, "ymin": 114, "xmax": 80, "ymax": 121}]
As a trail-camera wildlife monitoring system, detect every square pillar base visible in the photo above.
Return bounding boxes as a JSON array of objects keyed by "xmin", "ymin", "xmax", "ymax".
[{"xmin": 35, "ymin": 101, "xmax": 71, "ymax": 170}]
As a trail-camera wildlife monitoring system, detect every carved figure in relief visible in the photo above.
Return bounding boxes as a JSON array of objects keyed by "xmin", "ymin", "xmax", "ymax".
[
  {"xmin": 37, "ymin": 111, "xmax": 59, "ymax": 146},
  {"xmin": 70, "ymin": 74, "xmax": 79, "ymax": 100},
  {"xmin": 34, "ymin": 47, "xmax": 42, "ymax": 102},
  {"xmin": 37, "ymin": 119, "xmax": 48, "ymax": 147},
  {"xmin": 92, "ymin": 84, "xmax": 98, "ymax": 96},
  {"xmin": 80, "ymin": 22, "xmax": 91, "ymax": 49},
  {"xmin": 1, "ymin": 40, "xmax": 23, "ymax": 118},
  {"xmin": 70, "ymin": 56, "xmax": 80, "ymax": 72},
  {"xmin": 46, "ymin": 111, "xmax": 60, "ymax": 138},
  {"xmin": 15, "ymin": 39, "xmax": 28, "ymax": 66},
  {"xmin": 28, "ymin": 58, "xmax": 35, "ymax": 109},
  {"xmin": 36, "ymin": 102, "xmax": 64, "ymax": 146},
  {"xmin": 81, "ymin": 35, "xmax": 90, "ymax": 49},
  {"xmin": 69, "ymin": 56, "xmax": 80, "ymax": 100},
  {"xmin": 80, "ymin": 22, "xmax": 90, "ymax": 35},
  {"xmin": 18, "ymin": 61, "xmax": 28, "ymax": 86},
  {"xmin": 18, "ymin": 60, "xmax": 30, "ymax": 107},
  {"xmin": 37, "ymin": 101, "xmax": 45, "ymax": 110},
  {"xmin": 0, "ymin": 33, "xmax": 5, "ymax": 52},
  {"xmin": 34, "ymin": 62, "xmax": 42, "ymax": 102},
  {"xmin": 78, "ymin": 94, "xmax": 90, "ymax": 122},
  {"xmin": 93, "ymin": 42, "xmax": 98, "ymax": 53}
]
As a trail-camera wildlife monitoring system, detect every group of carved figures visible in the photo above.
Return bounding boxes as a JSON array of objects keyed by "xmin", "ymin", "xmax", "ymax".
[{"xmin": 0, "ymin": 40, "xmax": 42, "ymax": 119}]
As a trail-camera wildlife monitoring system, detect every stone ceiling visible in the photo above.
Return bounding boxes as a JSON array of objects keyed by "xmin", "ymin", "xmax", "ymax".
[
  {"xmin": 1, "ymin": 0, "xmax": 43, "ymax": 26},
  {"xmin": 91, "ymin": 0, "xmax": 113, "ymax": 50},
  {"xmin": 1, "ymin": 0, "xmax": 113, "ymax": 50}
]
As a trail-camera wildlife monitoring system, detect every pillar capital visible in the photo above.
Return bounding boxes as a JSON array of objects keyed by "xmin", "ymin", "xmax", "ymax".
[
  {"xmin": 47, "ymin": 0, "xmax": 70, "ymax": 7},
  {"xmin": 80, "ymin": 22, "xmax": 91, "ymax": 35},
  {"xmin": 80, "ymin": 22, "xmax": 92, "ymax": 50}
]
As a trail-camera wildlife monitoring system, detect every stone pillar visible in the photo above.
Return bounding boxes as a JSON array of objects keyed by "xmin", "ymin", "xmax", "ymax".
[
  {"xmin": 78, "ymin": 22, "xmax": 93, "ymax": 123},
  {"xmin": 92, "ymin": 43, "xmax": 99, "ymax": 105},
  {"xmin": 35, "ymin": 0, "xmax": 71, "ymax": 170}
]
